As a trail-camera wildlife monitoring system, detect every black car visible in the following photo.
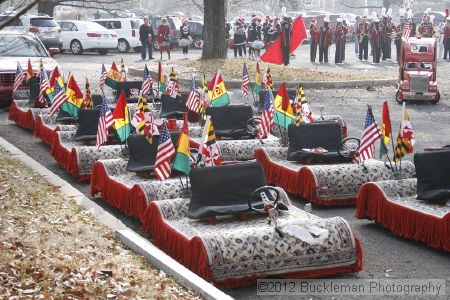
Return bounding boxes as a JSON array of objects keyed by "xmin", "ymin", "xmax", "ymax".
[{"xmin": 188, "ymin": 21, "xmax": 203, "ymax": 48}]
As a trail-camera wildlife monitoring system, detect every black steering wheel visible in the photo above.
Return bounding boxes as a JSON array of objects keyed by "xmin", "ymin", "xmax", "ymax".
[
  {"xmin": 246, "ymin": 117, "xmax": 262, "ymax": 137},
  {"xmin": 337, "ymin": 137, "xmax": 360, "ymax": 159},
  {"xmin": 248, "ymin": 186, "xmax": 280, "ymax": 213}
]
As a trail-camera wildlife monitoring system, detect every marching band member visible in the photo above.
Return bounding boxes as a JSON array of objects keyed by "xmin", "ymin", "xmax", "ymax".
[
  {"xmin": 280, "ymin": 9, "xmax": 292, "ymax": 66},
  {"xmin": 233, "ymin": 18, "xmax": 246, "ymax": 58},
  {"xmin": 157, "ymin": 17, "xmax": 171, "ymax": 60},
  {"xmin": 247, "ymin": 14, "xmax": 259, "ymax": 60},
  {"xmin": 438, "ymin": 9, "xmax": 449, "ymax": 59},
  {"xmin": 319, "ymin": 13, "xmax": 332, "ymax": 63},
  {"xmin": 179, "ymin": 18, "xmax": 191, "ymax": 60},
  {"xmin": 381, "ymin": 8, "xmax": 396, "ymax": 61},
  {"xmin": 370, "ymin": 12, "xmax": 382, "ymax": 64},
  {"xmin": 444, "ymin": 17, "xmax": 450, "ymax": 60},
  {"xmin": 268, "ymin": 17, "xmax": 280, "ymax": 43},
  {"xmin": 353, "ymin": 15, "xmax": 361, "ymax": 55},
  {"xmin": 418, "ymin": 9, "xmax": 435, "ymax": 38},
  {"xmin": 335, "ymin": 17, "xmax": 348, "ymax": 64},
  {"xmin": 395, "ymin": 10, "xmax": 406, "ymax": 63},
  {"xmin": 357, "ymin": 10, "xmax": 370, "ymax": 61},
  {"xmin": 309, "ymin": 19, "xmax": 319, "ymax": 62}
]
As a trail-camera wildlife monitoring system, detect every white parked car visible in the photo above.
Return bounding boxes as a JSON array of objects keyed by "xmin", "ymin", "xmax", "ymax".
[
  {"xmin": 93, "ymin": 18, "xmax": 143, "ymax": 53},
  {"xmin": 57, "ymin": 20, "xmax": 118, "ymax": 55}
]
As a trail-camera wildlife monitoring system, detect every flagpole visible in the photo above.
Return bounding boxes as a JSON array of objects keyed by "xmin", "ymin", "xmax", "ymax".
[
  {"xmin": 386, "ymin": 103, "xmax": 398, "ymax": 173},
  {"xmin": 273, "ymin": 89, "xmax": 286, "ymax": 145},
  {"xmin": 368, "ymin": 105, "xmax": 395, "ymax": 173}
]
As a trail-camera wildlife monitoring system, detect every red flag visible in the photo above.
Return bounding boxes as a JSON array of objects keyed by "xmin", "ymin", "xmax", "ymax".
[
  {"xmin": 261, "ymin": 17, "xmax": 307, "ymax": 65},
  {"xmin": 278, "ymin": 82, "xmax": 290, "ymax": 111}
]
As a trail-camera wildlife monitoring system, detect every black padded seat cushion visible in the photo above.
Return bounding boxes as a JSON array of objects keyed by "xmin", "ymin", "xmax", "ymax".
[
  {"xmin": 188, "ymin": 162, "xmax": 266, "ymax": 219},
  {"xmin": 56, "ymin": 109, "xmax": 75, "ymax": 122},
  {"xmin": 415, "ymin": 150, "xmax": 450, "ymax": 202},
  {"xmin": 286, "ymin": 122, "xmax": 349, "ymax": 163},
  {"xmin": 92, "ymin": 94, "xmax": 104, "ymax": 108},
  {"xmin": 126, "ymin": 131, "xmax": 180, "ymax": 172},
  {"xmin": 159, "ymin": 94, "xmax": 188, "ymax": 119},
  {"xmin": 205, "ymin": 105, "xmax": 254, "ymax": 139},
  {"xmin": 74, "ymin": 108, "xmax": 116, "ymax": 141},
  {"xmin": 258, "ymin": 89, "xmax": 296, "ymax": 109}
]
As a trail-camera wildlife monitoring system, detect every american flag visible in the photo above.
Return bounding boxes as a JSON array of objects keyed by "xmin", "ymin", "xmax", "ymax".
[
  {"xmin": 359, "ymin": 106, "xmax": 381, "ymax": 163},
  {"xmin": 99, "ymin": 64, "xmax": 107, "ymax": 90},
  {"xmin": 13, "ymin": 62, "xmax": 25, "ymax": 94},
  {"xmin": 50, "ymin": 79, "xmax": 68, "ymax": 116},
  {"xmin": 96, "ymin": 96, "xmax": 114, "ymax": 148},
  {"xmin": 186, "ymin": 77, "xmax": 200, "ymax": 113},
  {"xmin": 141, "ymin": 64, "xmax": 153, "ymax": 96},
  {"xmin": 403, "ymin": 23, "xmax": 411, "ymax": 39},
  {"xmin": 241, "ymin": 63, "xmax": 250, "ymax": 97},
  {"xmin": 260, "ymin": 90, "xmax": 274, "ymax": 139},
  {"xmin": 154, "ymin": 122, "xmax": 176, "ymax": 180},
  {"xmin": 38, "ymin": 68, "xmax": 50, "ymax": 107}
]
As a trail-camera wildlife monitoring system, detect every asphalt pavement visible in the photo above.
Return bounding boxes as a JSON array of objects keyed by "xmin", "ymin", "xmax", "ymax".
[{"xmin": 1, "ymin": 44, "xmax": 449, "ymax": 299}]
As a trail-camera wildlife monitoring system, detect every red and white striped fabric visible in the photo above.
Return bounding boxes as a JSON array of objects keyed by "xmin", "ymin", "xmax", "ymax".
[
  {"xmin": 96, "ymin": 96, "xmax": 114, "ymax": 148},
  {"xmin": 186, "ymin": 78, "xmax": 200, "ymax": 113},
  {"xmin": 13, "ymin": 63, "xmax": 25, "ymax": 94},
  {"xmin": 154, "ymin": 122, "xmax": 176, "ymax": 180},
  {"xmin": 38, "ymin": 69, "xmax": 50, "ymax": 107},
  {"xmin": 403, "ymin": 23, "xmax": 411, "ymax": 39},
  {"xmin": 241, "ymin": 63, "xmax": 250, "ymax": 97},
  {"xmin": 359, "ymin": 107, "xmax": 381, "ymax": 163},
  {"xmin": 260, "ymin": 90, "xmax": 274, "ymax": 138},
  {"xmin": 141, "ymin": 65, "xmax": 153, "ymax": 96},
  {"xmin": 99, "ymin": 64, "xmax": 107, "ymax": 90},
  {"xmin": 49, "ymin": 80, "xmax": 67, "ymax": 116}
]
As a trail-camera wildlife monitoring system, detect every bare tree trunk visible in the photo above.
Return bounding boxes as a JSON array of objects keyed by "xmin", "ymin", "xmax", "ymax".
[{"xmin": 202, "ymin": 0, "xmax": 227, "ymax": 59}]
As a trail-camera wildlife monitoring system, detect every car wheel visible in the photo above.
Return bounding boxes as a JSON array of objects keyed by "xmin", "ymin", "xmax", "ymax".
[
  {"xmin": 194, "ymin": 37, "xmax": 203, "ymax": 49},
  {"xmin": 70, "ymin": 40, "xmax": 83, "ymax": 55},
  {"xmin": 431, "ymin": 91, "xmax": 440, "ymax": 104},
  {"xmin": 97, "ymin": 49, "xmax": 109, "ymax": 55},
  {"xmin": 395, "ymin": 90, "xmax": 403, "ymax": 104},
  {"xmin": 117, "ymin": 39, "xmax": 130, "ymax": 53}
]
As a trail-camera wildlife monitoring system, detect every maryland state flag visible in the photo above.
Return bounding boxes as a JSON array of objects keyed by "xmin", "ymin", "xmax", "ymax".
[
  {"xmin": 166, "ymin": 67, "xmax": 180, "ymax": 98},
  {"xmin": 274, "ymin": 82, "xmax": 294, "ymax": 129},
  {"xmin": 294, "ymin": 85, "xmax": 314, "ymax": 126},
  {"xmin": 208, "ymin": 70, "xmax": 230, "ymax": 107},
  {"xmin": 173, "ymin": 113, "xmax": 191, "ymax": 175},
  {"xmin": 105, "ymin": 61, "xmax": 122, "ymax": 89},
  {"xmin": 379, "ymin": 101, "xmax": 392, "ymax": 158},
  {"xmin": 158, "ymin": 62, "xmax": 166, "ymax": 94},
  {"xmin": 131, "ymin": 96, "xmax": 154, "ymax": 143},
  {"xmin": 113, "ymin": 90, "xmax": 131, "ymax": 142},
  {"xmin": 252, "ymin": 62, "xmax": 262, "ymax": 94},
  {"xmin": 62, "ymin": 75, "xmax": 84, "ymax": 118},
  {"xmin": 264, "ymin": 66, "xmax": 274, "ymax": 90},
  {"xmin": 394, "ymin": 103, "xmax": 415, "ymax": 162},
  {"xmin": 83, "ymin": 77, "xmax": 93, "ymax": 109},
  {"xmin": 200, "ymin": 116, "xmax": 222, "ymax": 166}
]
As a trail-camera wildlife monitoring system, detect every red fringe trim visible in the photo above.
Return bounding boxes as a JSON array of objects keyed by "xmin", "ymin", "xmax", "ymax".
[
  {"xmin": 34, "ymin": 116, "xmax": 58, "ymax": 146},
  {"xmin": 50, "ymin": 134, "xmax": 72, "ymax": 170},
  {"xmin": 355, "ymin": 183, "xmax": 450, "ymax": 252},
  {"xmin": 9, "ymin": 104, "xmax": 35, "ymax": 131},
  {"xmin": 254, "ymin": 148, "xmax": 302, "ymax": 195},
  {"xmin": 90, "ymin": 162, "xmax": 137, "ymax": 216},
  {"xmin": 130, "ymin": 185, "xmax": 152, "ymax": 221},
  {"xmin": 143, "ymin": 203, "xmax": 363, "ymax": 288},
  {"xmin": 298, "ymin": 167, "xmax": 356, "ymax": 206}
]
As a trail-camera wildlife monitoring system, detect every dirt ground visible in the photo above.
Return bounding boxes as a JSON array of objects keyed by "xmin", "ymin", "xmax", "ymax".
[{"xmin": 0, "ymin": 147, "xmax": 200, "ymax": 299}]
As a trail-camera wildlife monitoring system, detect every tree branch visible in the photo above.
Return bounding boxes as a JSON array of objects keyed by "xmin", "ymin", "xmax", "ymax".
[
  {"xmin": 340, "ymin": 0, "xmax": 382, "ymax": 9},
  {"xmin": 0, "ymin": 0, "xmax": 40, "ymax": 30}
]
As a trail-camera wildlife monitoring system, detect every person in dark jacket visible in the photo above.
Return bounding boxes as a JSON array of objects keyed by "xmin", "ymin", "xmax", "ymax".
[
  {"xmin": 179, "ymin": 18, "xmax": 191, "ymax": 59},
  {"xmin": 139, "ymin": 16, "xmax": 154, "ymax": 60}
]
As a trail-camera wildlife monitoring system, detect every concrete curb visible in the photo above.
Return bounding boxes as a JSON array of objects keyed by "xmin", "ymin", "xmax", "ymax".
[
  {"xmin": 128, "ymin": 67, "xmax": 396, "ymax": 89},
  {"xmin": 0, "ymin": 136, "xmax": 233, "ymax": 300}
]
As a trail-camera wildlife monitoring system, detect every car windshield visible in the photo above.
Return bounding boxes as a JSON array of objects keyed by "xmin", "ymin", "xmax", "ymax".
[
  {"xmin": 0, "ymin": 34, "xmax": 48, "ymax": 57},
  {"xmin": 31, "ymin": 18, "xmax": 58, "ymax": 27},
  {"xmin": 405, "ymin": 62, "xmax": 432, "ymax": 69}
]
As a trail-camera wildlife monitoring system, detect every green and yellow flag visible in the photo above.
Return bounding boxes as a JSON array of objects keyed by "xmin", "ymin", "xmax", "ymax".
[
  {"xmin": 113, "ymin": 90, "xmax": 131, "ymax": 142},
  {"xmin": 252, "ymin": 62, "xmax": 262, "ymax": 94},
  {"xmin": 207, "ymin": 70, "xmax": 230, "ymax": 107},
  {"xmin": 62, "ymin": 75, "xmax": 84, "ymax": 118},
  {"xmin": 83, "ymin": 77, "xmax": 93, "ymax": 109},
  {"xmin": 158, "ymin": 62, "xmax": 166, "ymax": 94},
  {"xmin": 173, "ymin": 113, "xmax": 191, "ymax": 175},
  {"xmin": 105, "ymin": 61, "xmax": 122, "ymax": 89},
  {"xmin": 379, "ymin": 101, "xmax": 392, "ymax": 158},
  {"xmin": 274, "ymin": 82, "xmax": 294, "ymax": 129}
]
